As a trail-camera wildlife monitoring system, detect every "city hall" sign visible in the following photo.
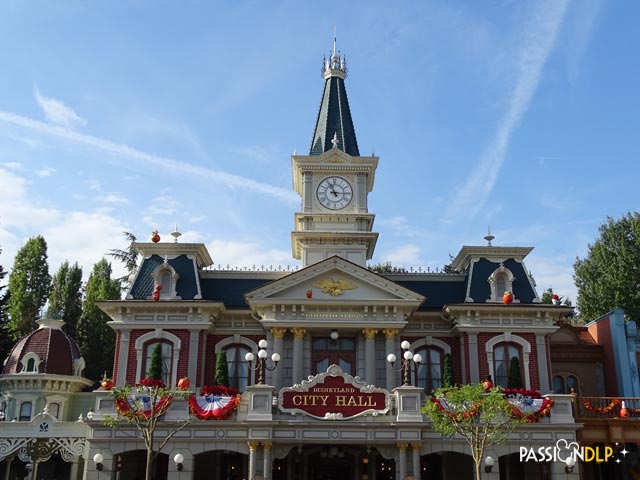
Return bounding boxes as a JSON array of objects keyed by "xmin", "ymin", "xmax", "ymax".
[{"xmin": 279, "ymin": 365, "xmax": 390, "ymax": 419}]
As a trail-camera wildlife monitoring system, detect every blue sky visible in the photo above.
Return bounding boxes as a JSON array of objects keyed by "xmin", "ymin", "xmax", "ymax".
[{"xmin": 0, "ymin": 0, "xmax": 637, "ymax": 305}]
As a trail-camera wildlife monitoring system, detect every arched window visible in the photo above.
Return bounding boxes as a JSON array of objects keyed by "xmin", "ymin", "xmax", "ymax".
[
  {"xmin": 26, "ymin": 358, "xmax": 36, "ymax": 372},
  {"xmin": 553, "ymin": 375, "xmax": 565, "ymax": 394},
  {"xmin": 160, "ymin": 271, "xmax": 172, "ymax": 298},
  {"xmin": 224, "ymin": 345, "xmax": 251, "ymax": 392},
  {"xmin": 415, "ymin": 347, "xmax": 443, "ymax": 394},
  {"xmin": 553, "ymin": 374, "xmax": 579, "ymax": 394},
  {"xmin": 48, "ymin": 402, "xmax": 60, "ymax": 419},
  {"xmin": 496, "ymin": 274, "xmax": 507, "ymax": 298},
  {"xmin": 493, "ymin": 342, "xmax": 522, "ymax": 388},
  {"xmin": 144, "ymin": 341, "xmax": 173, "ymax": 386},
  {"xmin": 19, "ymin": 402, "xmax": 32, "ymax": 421}
]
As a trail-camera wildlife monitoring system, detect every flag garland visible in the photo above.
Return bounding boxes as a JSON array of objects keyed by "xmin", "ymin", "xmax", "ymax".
[
  {"xmin": 503, "ymin": 388, "xmax": 553, "ymax": 423},
  {"xmin": 188, "ymin": 385, "xmax": 241, "ymax": 421}
]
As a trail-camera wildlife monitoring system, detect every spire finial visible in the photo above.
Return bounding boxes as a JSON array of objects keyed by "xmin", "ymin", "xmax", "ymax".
[
  {"xmin": 331, "ymin": 132, "xmax": 339, "ymax": 149},
  {"xmin": 484, "ymin": 226, "xmax": 495, "ymax": 247},
  {"xmin": 333, "ymin": 25, "xmax": 337, "ymax": 57}
]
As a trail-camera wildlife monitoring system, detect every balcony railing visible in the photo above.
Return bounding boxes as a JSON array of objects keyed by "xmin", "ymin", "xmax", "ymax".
[{"xmin": 575, "ymin": 396, "xmax": 640, "ymax": 419}]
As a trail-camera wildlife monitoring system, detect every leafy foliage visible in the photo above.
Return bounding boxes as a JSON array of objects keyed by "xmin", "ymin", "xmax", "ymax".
[
  {"xmin": 424, "ymin": 383, "xmax": 522, "ymax": 480},
  {"xmin": 77, "ymin": 258, "xmax": 121, "ymax": 382},
  {"xmin": 215, "ymin": 351, "xmax": 230, "ymax": 387},
  {"xmin": 574, "ymin": 212, "xmax": 640, "ymax": 322},
  {"xmin": 0, "ymin": 247, "xmax": 12, "ymax": 364},
  {"xmin": 105, "ymin": 380, "xmax": 190, "ymax": 480},
  {"xmin": 108, "ymin": 231, "xmax": 139, "ymax": 288},
  {"xmin": 367, "ymin": 262, "xmax": 407, "ymax": 273},
  {"xmin": 7, "ymin": 236, "xmax": 51, "ymax": 340},
  {"xmin": 46, "ymin": 261, "xmax": 83, "ymax": 339},
  {"xmin": 507, "ymin": 357, "xmax": 522, "ymax": 389},
  {"xmin": 147, "ymin": 343, "xmax": 164, "ymax": 380},
  {"xmin": 442, "ymin": 353, "xmax": 455, "ymax": 388}
]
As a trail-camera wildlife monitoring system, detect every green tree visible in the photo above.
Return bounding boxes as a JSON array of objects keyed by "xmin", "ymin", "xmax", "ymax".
[
  {"xmin": 507, "ymin": 357, "xmax": 522, "ymax": 389},
  {"xmin": 147, "ymin": 343, "xmax": 163, "ymax": 380},
  {"xmin": 46, "ymin": 261, "xmax": 83, "ymax": 339},
  {"xmin": 7, "ymin": 236, "xmax": 51, "ymax": 339},
  {"xmin": 442, "ymin": 353, "xmax": 455, "ymax": 388},
  {"xmin": 424, "ymin": 383, "xmax": 522, "ymax": 480},
  {"xmin": 215, "ymin": 351, "xmax": 230, "ymax": 387},
  {"xmin": 574, "ymin": 212, "xmax": 640, "ymax": 322},
  {"xmin": 367, "ymin": 262, "xmax": 407, "ymax": 273},
  {"xmin": 108, "ymin": 231, "xmax": 139, "ymax": 288},
  {"xmin": 0, "ymin": 247, "xmax": 12, "ymax": 363},
  {"xmin": 77, "ymin": 259, "xmax": 121, "ymax": 382},
  {"xmin": 105, "ymin": 381, "xmax": 190, "ymax": 480}
]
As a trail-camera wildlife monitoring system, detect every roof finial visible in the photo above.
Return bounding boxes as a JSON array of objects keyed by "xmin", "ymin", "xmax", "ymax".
[
  {"xmin": 484, "ymin": 226, "xmax": 495, "ymax": 246},
  {"xmin": 171, "ymin": 224, "xmax": 182, "ymax": 243},
  {"xmin": 333, "ymin": 25, "xmax": 337, "ymax": 57},
  {"xmin": 323, "ymin": 27, "xmax": 347, "ymax": 79},
  {"xmin": 331, "ymin": 132, "xmax": 339, "ymax": 149}
]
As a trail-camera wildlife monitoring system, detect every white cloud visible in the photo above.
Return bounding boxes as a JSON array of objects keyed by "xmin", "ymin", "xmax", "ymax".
[
  {"xmin": 3, "ymin": 162, "xmax": 23, "ymax": 171},
  {"xmin": 147, "ymin": 195, "xmax": 180, "ymax": 216},
  {"xmin": 379, "ymin": 244, "xmax": 423, "ymax": 266},
  {"xmin": 526, "ymin": 254, "xmax": 577, "ymax": 304},
  {"xmin": 0, "ymin": 110, "xmax": 298, "ymax": 205},
  {"xmin": 444, "ymin": 0, "xmax": 570, "ymax": 222},
  {"xmin": 100, "ymin": 194, "xmax": 129, "ymax": 204},
  {"xmin": 35, "ymin": 167, "xmax": 56, "ymax": 177},
  {"xmin": 34, "ymin": 88, "xmax": 87, "ymax": 128},
  {"xmin": 207, "ymin": 239, "xmax": 294, "ymax": 270}
]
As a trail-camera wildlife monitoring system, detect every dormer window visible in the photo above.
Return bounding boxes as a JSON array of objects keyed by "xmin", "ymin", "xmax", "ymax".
[
  {"xmin": 20, "ymin": 353, "xmax": 42, "ymax": 373},
  {"xmin": 150, "ymin": 261, "xmax": 181, "ymax": 300},
  {"xmin": 487, "ymin": 264, "xmax": 516, "ymax": 302}
]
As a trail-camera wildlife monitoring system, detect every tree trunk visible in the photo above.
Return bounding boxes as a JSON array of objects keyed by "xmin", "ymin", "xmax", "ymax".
[{"xmin": 145, "ymin": 447, "xmax": 153, "ymax": 480}]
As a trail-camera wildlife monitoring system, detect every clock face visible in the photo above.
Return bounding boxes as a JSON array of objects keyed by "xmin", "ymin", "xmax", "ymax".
[{"xmin": 316, "ymin": 176, "xmax": 353, "ymax": 210}]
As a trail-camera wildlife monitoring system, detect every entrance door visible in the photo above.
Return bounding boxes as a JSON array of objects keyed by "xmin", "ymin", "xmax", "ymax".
[{"xmin": 308, "ymin": 449, "xmax": 353, "ymax": 480}]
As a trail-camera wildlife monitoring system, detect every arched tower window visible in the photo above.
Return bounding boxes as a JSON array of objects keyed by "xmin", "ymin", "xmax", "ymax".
[
  {"xmin": 150, "ymin": 261, "xmax": 181, "ymax": 300},
  {"xmin": 487, "ymin": 265, "xmax": 516, "ymax": 302}
]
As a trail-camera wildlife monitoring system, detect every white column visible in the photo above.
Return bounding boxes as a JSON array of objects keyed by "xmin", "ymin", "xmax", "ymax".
[
  {"xmin": 248, "ymin": 442, "xmax": 259, "ymax": 480},
  {"xmin": 291, "ymin": 328, "xmax": 307, "ymax": 384},
  {"xmin": 384, "ymin": 329, "xmax": 399, "ymax": 390},
  {"xmin": 271, "ymin": 328, "xmax": 286, "ymax": 390},
  {"xmin": 263, "ymin": 442, "xmax": 272, "ymax": 480},
  {"xmin": 536, "ymin": 334, "xmax": 551, "ymax": 392},
  {"xmin": 411, "ymin": 444, "xmax": 421, "ymax": 478},
  {"xmin": 397, "ymin": 444, "xmax": 408, "ymax": 480},
  {"xmin": 188, "ymin": 331, "xmax": 199, "ymax": 382},
  {"xmin": 303, "ymin": 172, "xmax": 313, "ymax": 212},
  {"xmin": 357, "ymin": 172, "xmax": 368, "ymax": 213},
  {"xmin": 116, "ymin": 331, "xmax": 130, "ymax": 385},
  {"xmin": 468, "ymin": 333, "xmax": 480, "ymax": 383},
  {"xmin": 363, "ymin": 329, "xmax": 378, "ymax": 385}
]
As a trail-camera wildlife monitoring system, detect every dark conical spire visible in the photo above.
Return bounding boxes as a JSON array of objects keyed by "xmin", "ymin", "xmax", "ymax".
[{"xmin": 309, "ymin": 34, "xmax": 360, "ymax": 156}]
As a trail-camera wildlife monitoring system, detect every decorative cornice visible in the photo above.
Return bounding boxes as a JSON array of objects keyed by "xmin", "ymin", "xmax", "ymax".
[
  {"xmin": 271, "ymin": 328, "xmax": 287, "ymax": 339},
  {"xmin": 291, "ymin": 328, "xmax": 307, "ymax": 340},
  {"xmin": 383, "ymin": 328, "xmax": 399, "ymax": 340},
  {"xmin": 362, "ymin": 328, "xmax": 379, "ymax": 340}
]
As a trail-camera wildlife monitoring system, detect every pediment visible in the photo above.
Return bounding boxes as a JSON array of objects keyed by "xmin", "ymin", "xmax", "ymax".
[{"xmin": 245, "ymin": 256, "xmax": 424, "ymax": 306}]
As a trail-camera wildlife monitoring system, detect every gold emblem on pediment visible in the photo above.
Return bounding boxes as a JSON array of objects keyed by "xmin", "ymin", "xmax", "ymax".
[{"xmin": 312, "ymin": 278, "xmax": 358, "ymax": 296}]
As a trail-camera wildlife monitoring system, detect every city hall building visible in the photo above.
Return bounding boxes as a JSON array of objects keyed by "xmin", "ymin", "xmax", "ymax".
[{"xmin": 1, "ymin": 43, "xmax": 592, "ymax": 480}]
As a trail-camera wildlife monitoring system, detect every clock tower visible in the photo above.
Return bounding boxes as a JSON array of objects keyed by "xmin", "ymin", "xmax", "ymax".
[{"xmin": 291, "ymin": 39, "xmax": 379, "ymax": 267}]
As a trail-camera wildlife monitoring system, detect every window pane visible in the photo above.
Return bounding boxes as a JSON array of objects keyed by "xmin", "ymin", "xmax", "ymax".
[
  {"xmin": 496, "ymin": 275, "xmax": 506, "ymax": 297},
  {"xmin": 225, "ymin": 346, "xmax": 250, "ymax": 391},
  {"xmin": 26, "ymin": 358, "xmax": 36, "ymax": 372},
  {"xmin": 566, "ymin": 376, "xmax": 578, "ymax": 394},
  {"xmin": 161, "ymin": 271, "xmax": 171, "ymax": 295},
  {"xmin": 145, "ymin": 342, "xmax": 172, "ymax": 385},
  {"xmin": 19, "ymin": 402, "xmax": 32, "ymax": 421},
  {"xmin": 553, "ymin": 376, "xmax": 565, "ymax": 394},
  {"xmin": 316, "ymin": 358, "xmax": 329, "ymax": 374},
  {"xmin": 338, "ymin": 358, "xmax": 352, "ymax": 375}
]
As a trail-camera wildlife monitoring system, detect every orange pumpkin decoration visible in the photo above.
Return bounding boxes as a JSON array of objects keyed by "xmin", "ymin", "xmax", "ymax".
[
  {"xmin": 151, "ymin": 230, "xmax": 160, "ymax": 243},
  {"xmin": 177, "ymin": 377, "xmax": 191, "ymax": 391},
  {"xmin": 502, "ymin": 292, "xmax": 514, "ymax": 304},
  {"xmin": 306, "ymin": 290, "xmax": 313, "ymax": 299},
  {"xmin": 482, "ymin": 376, "xmax": 494, "ymax": 392},
  {"xmin": 101, "ymin": 379, "xmax": 114, "ymax": 390},
  {"xmin": 620, "ymin": 401, "xmax": 629, "ymax": 418}
]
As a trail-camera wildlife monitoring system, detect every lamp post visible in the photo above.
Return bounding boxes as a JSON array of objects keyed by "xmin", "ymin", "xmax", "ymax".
[
  {"xmin": 386, "ymin": 340, "xmax": 422, "ymax": 386},
  {"xmin": 245, "ymin": 339, "xmax": 281, "ymax": 385},
  {"xmin": 174, "ymin": 453, "xmax": 184, "ymax": 471}
]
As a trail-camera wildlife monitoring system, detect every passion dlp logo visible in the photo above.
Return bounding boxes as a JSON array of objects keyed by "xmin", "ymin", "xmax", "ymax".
[{"xmin": 520, "ymin": 439, "xmax": 622, "ymax": 463}]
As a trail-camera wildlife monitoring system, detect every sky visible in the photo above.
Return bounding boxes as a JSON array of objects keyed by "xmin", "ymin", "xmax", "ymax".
[{"xmin": 0, "ymin": 0, "xmax": 638, "ymax": 306}]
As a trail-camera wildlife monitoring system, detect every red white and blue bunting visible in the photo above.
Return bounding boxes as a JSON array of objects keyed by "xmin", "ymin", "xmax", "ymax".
[{"xmin": 187, "ymin": 394, "xmax": 241, "ymax": 420}]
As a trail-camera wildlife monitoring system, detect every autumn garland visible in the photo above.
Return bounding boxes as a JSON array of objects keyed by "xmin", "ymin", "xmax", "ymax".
[
  {"xmin": 187, "ymin": 385, "xmax": 241, "ymax": 421},
  {"xmin": 503, "ymin": 389, "xmax": 553, "ymax": 423},
  {"xmin": 581, "ymin": 398, "xmax": 621, "ymax": 415},
  {"xmin": 114, "ymin": 378, "xmax": 173, "ymax": 420}
]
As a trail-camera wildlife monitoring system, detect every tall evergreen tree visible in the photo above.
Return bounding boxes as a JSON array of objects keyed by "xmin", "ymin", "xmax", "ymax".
[
  {"xmin": 215, "ymin": 351, "xmax": 230, "ymax": 387},
  {"xmin": 108, "ymin": 231, "xmax": 139, "ymax": 288},
  {"xmin": 7, "ymin": 236, "xmax": 51, "ymax": 340},
  {"xmin": 46, "ymin": 261, "xmax": 83, "ymax": 339},
  {"xmin": 77, "ymin": 259, "xmax": 121, "ymax": 382},
  {"xmin": 574, "ymin": 212, "xmax": 640, "ymax": 322},
  {"xmin": 441, "ymin": 353, "xmax": 455, "ymax": 388},
  {"xmin": 507, "ymin": 357, "xmax": 522, "ymax": 389},
  {"xmin": 0, "ymin": 247, "xmax": 12, "ymax": 364},
  {"xmin": 147, "ymin": 343, "xmax": 164, "ymax": 380}
]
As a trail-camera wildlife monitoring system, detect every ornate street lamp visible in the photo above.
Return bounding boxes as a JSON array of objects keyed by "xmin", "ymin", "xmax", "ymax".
[
  {"xmin": 245, "ymin": 339, "xmax": 281, "ymax": 385},
  {"xmin": 387, "ymin": 340, "xmax": 422, "ymax": 386}
]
